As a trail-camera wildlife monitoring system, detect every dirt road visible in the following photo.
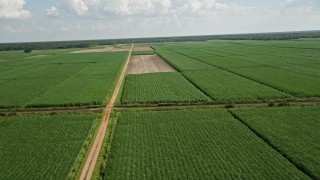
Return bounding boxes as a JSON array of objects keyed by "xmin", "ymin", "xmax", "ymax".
[{"xmin": 79, "ymin": 44, "xmax": 133, "ymax": 180}]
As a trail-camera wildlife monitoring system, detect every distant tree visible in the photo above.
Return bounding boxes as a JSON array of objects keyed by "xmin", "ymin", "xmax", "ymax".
[{"xmin": 24, "ymin": 48, "xmax": 32, "ymax": 53}]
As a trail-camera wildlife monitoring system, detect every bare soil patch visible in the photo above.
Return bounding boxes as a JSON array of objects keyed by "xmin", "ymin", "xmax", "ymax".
[
  {"xmin": 71, "ymin": 46, "xmax": 131, "ymax": 53},
  {"xmin": 24, "ymin": 55, "xmax": 48, "ymax": 59},
  {"xmin": 133, "ymin": 45, "xmax": 153, "ymax": 51},
  {"xmin": 127, "ymin": 55, "xmax": 176, "ymax": 74}
]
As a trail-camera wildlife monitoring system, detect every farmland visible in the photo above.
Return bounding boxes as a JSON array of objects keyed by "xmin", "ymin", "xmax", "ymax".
[
  {"xmin": 121, "ymin": 72, "xmax": 209, "ymax": 104},
  {"xmin": 232, "ymin": 106, "xmax": 320, "ymax": 179},
  {"xmin": 102, "ymin": 109, "xmax": 308, "ymax": 179},
  {"xmin": 0, "ymin": 113, "xmax": 98, "ymax": 179},
  {"xmin": 127, "ymin": 55, "xmax": 175, "ymax": 74},
  {"xmin": 1, "ymin": 39, "xmax": 320, "ymax": 179},
  {"xmin": 152, "ymin": 40, "xmax": 320, "ymax": 102},
  {"xmin": 182, "ymin": 69, "xmax": 291, "ymax": 102},
  {"xmin": 0, "ymin": 51, "xmax": 128, "ymax": 108}
]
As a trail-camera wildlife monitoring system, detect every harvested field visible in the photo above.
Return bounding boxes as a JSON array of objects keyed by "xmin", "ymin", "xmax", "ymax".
[
  {"xmin": 133, "ymin": 45, "xmax": 153, "ymax": 51},
  {"xmin": 127, "ymin": 55, "xmax": 176, "ymax": 74},
  {"xmin": 24, "ymin": 55, "xmax": 48, "ymax": 59},
  {"xmin": 71, "ymin": 46, "xmax": 131, "ymax": 53}
]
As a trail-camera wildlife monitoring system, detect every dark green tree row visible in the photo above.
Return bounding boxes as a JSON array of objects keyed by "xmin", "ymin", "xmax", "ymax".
[{"xmin": 1, "ymin": 30, "xmax": 319, "ymax": 51}]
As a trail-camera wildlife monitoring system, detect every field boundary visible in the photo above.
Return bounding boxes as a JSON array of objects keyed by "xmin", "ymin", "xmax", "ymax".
[
  {"xmin": 116, "ymin": 100, "xmax": 320, "ymax": 110},
  {"xmin": 228, "ymin": 110, "xmax": 316, "ymax": 179},
  {"xmin": 1, "ymin": 100, "xmax": 320, "ymax": 114}
]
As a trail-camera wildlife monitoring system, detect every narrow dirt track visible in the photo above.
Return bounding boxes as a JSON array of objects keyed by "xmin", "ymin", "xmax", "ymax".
[{"xmin": 79, "ymin": 44, "xmax": 133, "ymax": 180}]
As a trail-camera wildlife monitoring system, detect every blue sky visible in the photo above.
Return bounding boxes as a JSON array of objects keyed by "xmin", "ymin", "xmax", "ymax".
[{"xmin": 0, "ymin": 0, "xmax": 319, "ymax": 43}]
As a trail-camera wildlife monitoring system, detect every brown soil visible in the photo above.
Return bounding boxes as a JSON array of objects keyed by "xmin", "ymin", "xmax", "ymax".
[
  {"xmin": 133, "ymin": 45, "xmax": 153, "ymax": 51},
  {"xmin": 79, "ymin": 44, "xmax": 133, "ymax": 180},
  {"xmin": 71, "ymin": 46, "xmax": 131, "ymax": 53},
  {"xmin": 24, "ymin": 55, "xmax": 48, "ymax": 59},
  {"xmin": 127, "ymin": 55, "xmax": 176, "ymax": 74}
]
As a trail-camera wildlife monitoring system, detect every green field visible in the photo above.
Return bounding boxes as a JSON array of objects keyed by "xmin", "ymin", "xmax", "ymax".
[
  {"xmin": 153, "ymin": 40, "xmax": 320, "ymax": 101},
  {"xmin": 0, "ymin": 113, "xmax": 98, "ymax": 179},
  {"xmin": 132, "ymin": 50, "xmax": 155, "ymax": 55},
  {"xmin": 0, "ymin": 51, "xmax": 128, "ymax": 108},
  {"xmin": 156, "ymin": 49, "xmax": 212, "ymax": 71},
  {"xmin": 227, "ymin": 67, "xmax": 320, "ymax": 97},
  {"xmin": 232, "ymin": 106, "xmax": 320, "ymax": 179},
  {"xmin": 1, "ymin": 39, "xmax": 320, "ymax": 179},
  {"xmin": 121, "ymin": 72, "xmax": 210, "ymax": 104},
  {"xmin": 102, "ymin": 109, "xmax": 307, "ymax": 179},
  {"xmin": 182, "ymin": 69, "xmax": 290, "ymax": 102}
]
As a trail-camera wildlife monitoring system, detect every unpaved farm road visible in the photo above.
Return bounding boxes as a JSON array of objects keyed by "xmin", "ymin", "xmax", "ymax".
[{"xmin": 79, "ymin": 44, "xmax": 133, "ymax": 180}]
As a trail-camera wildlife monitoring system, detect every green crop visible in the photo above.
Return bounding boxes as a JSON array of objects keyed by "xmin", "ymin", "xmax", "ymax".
[
  {"xmin": 102, "ymin": 109, "xmax": 307, "ymax": 179},
  {"xmin": 132, "ymin": 50, "xmax": 155, "ymax": 55},
  {"xmin": 121, "ymin": 72, "xmax": 210, "ymax": 104},
  {"xmin": 0, "ymin": 113, "xmax": 97, "ymax": 179},
  {"xmin": 156, "ymin": 49, "xmax": 211, "ymax": 71},
  {"xmin": 228, "ymin": 67, "xmax": 320, "ymax": 97},
  {"xmin": 232, "ymin": 105, "xmax": 320, "ymax": 179},
  {"xmin": 182, "ymin": 69, "xmax": 291, "ymax": 102},
  {"xmin": 0, "ymin": 51, "xmax": 128, "ymax": 108}
]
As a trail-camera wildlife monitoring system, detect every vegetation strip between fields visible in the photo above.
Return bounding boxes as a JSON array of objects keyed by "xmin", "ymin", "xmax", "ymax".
[
  {"xmin": 1, "ymin": 100, "xmax": 320, "ymax": 114},
  {"xmin": 228, "ymin": 110, "xmax": 316, "ymax": 179},
  {"xmin": 79, "ymin": 44, "xmax": 133, "ymax": 180}
]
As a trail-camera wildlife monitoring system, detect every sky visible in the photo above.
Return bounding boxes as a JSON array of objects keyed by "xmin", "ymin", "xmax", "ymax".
[{"xmin": 0, "ymin": 0, "xmax": 319, "ymax": 43}]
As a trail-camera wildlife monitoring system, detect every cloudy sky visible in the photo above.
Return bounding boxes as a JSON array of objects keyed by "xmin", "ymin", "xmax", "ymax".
[{"xmin": 0, "ymin": 0, "xmax": 319, "ymax": 43}]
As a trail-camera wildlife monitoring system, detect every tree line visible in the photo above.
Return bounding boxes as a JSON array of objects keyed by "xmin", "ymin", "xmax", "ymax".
[{"xmin": 1, "ymin": 30, "xmax": 319, "ymax": 52}]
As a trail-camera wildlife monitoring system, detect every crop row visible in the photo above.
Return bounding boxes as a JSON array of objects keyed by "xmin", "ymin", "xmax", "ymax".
[
  {"xmin": 182, "ymin": 69, "xmax": 291, "ymax": 102},
  {"xmin": 121, "ymin": 72, "xmax": 210, "ymax": 104},
  {"xmin": 0, "ymin": 51, "xmax": 128, "ymax": 108},
  {"xmin": 103, "ymin": 109, "xmax": 308, "ymax": 179},
  {"xmin": 154, "ymin": 42, "xmax": 320, "ymax": 99},
  {"xmin": 0, "ymin": 113, "xmax": 97, "ymax": 179},
  {"xmin": 232, "ymin": 106, "xmax": 320, "ymax": 179},
  {"xmin": 156, "ymin": 49, "xmax": 211, "ymax": 71}
]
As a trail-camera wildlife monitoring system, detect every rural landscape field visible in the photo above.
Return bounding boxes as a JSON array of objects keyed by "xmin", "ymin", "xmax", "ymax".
[
  {"xmin": 1, "ymin": 38, "xmax": 319, "ymax": 180},
  {"xmin": 1, "ymin": 0, "xmax": 320, "ymax": 179}
]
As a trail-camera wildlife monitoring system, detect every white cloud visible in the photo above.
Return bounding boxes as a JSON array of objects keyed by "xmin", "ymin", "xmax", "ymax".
[
  {"xmin": 65, "ymin": 0, "xmax": 89, "ymax": 15},
  {"xmin": 0, "ymin": 0, "xmax": 31, "ymax": 19},
  {"xmin": 46, "ymin": 6, "xmax": 59, "ymax": 17},
  {"xmin": 3, "ymin": 25, "xmax": 30, "ymax": 33},
  {"xmin": 60, "ymin": 0, "xmax": 232, "ymax": 18}
]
